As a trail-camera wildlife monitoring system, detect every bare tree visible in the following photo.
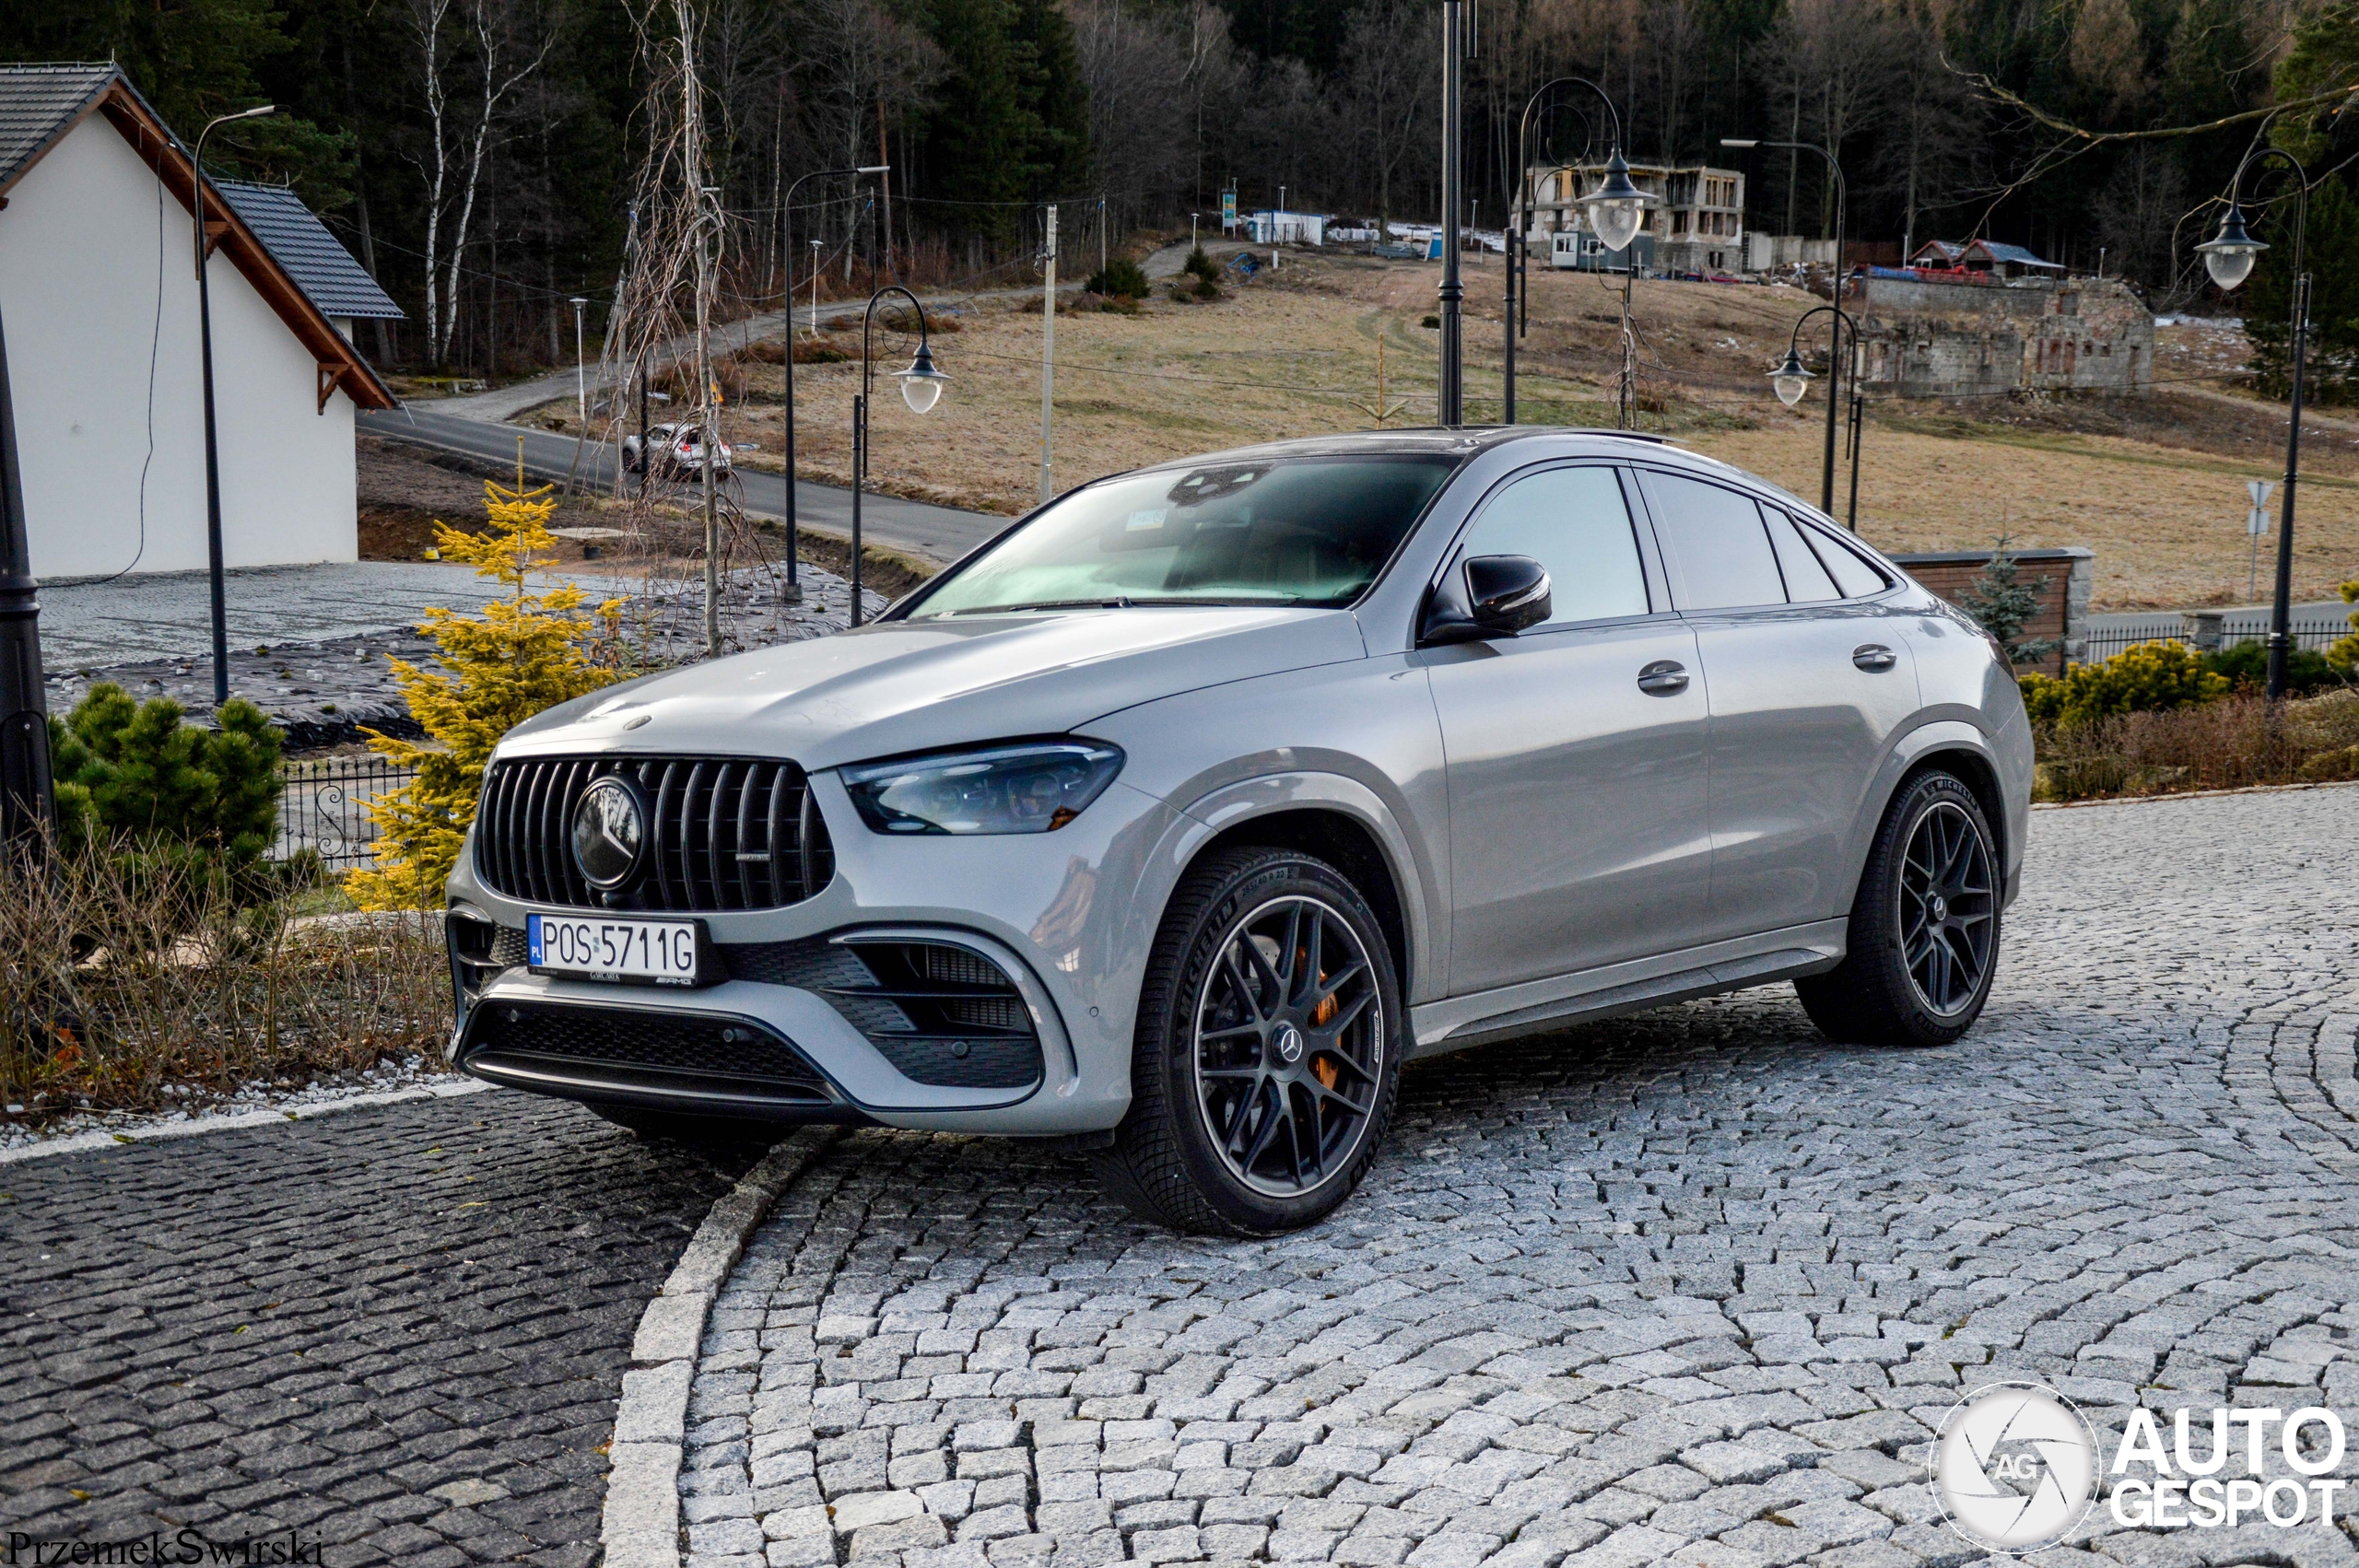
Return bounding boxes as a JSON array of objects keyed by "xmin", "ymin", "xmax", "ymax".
[{"xmin": 1342, "ymin": 0, "xmax": 1438, "ymax": 236}]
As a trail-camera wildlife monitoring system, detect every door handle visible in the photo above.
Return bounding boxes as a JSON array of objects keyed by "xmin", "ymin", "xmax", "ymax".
[
  {"xmin": 1852, "ymin": 643, "xmax": 1897, "ymax": 673},
  {"xmin": 1637, "ymin": 660, "xmax": 1689, "ymax": 696}
]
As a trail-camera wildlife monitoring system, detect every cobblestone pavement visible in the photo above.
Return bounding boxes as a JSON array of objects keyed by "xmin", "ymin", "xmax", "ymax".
[
  {"xmin": 681, "ymin": 786, "xmax": 2359, "ymax": 1568},
  {"xmin": 0, "ymin": 1095, "xmax": 763, "ymax": 1568}
]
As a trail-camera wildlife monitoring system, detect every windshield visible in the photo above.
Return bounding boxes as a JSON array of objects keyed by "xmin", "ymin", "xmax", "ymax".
[{"xmin": 903, "ymin": 455, "xmax": 1459, "ymax": 618}]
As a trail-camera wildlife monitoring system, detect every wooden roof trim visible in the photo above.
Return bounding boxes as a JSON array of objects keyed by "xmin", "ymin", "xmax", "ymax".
[{"xmin": 90, "ymin": 84, "xmax": 395, "ymax": 412}]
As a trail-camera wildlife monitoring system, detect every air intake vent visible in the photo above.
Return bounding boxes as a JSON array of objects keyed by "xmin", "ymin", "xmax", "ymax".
[{"xmin": 474, "ymin": 755, "xmax": 835, "ymax": 912}]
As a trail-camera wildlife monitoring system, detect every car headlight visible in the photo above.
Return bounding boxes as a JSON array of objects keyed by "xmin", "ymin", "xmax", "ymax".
[{"xmin": 841, "ymin": 741, "xmax": 1124, "ymax": 835}]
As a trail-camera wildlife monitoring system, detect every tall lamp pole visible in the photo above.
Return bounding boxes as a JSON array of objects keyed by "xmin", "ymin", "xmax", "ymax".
[
  {"xmin": 0, "ymin": 300, "xmax": 53, "ymax": 857},
  {"xmin": 781, "ymin": 165, "xmax": 887, "ymax": 602},
  {"xmin": 1725, "ymin": 137, "xmax": 1845, "ymax": 512},
  {"xmin": 1505, "ymin": 79, "xmax": 1648, "ymax": 426},
  {"xmin": 194, "ymin": 103, "xmax": 276, "ymax": 708},
  {"xmin": 2196, "ymin": 152, "xmax": 2309, "ymax": 701},
  {"xmin": 1766, "ymin": 303, "xmax": 1861, "ymax": 529},
  {"xmin": 1437, "ymin": 0, "xmax": 1464, "ymax": 426},
  {"xmin": 851, "ymin": 286, "xmax": 949, "ymax": 628}
]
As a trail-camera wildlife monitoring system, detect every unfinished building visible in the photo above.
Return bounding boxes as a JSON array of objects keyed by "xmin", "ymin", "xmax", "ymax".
[{"xmin": 1851, "ymin": 274, "xmax": 2154, "ymax": 398}]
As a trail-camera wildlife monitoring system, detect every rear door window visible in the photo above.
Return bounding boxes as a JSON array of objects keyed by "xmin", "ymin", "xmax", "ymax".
[
  {"xmin": 1640, "ymin": 472, "xmax": 1787, "ymax": 611},
  {"xmin": 1806, "ymin": 527, "xmax": 1892, "ymax": 598},
  {"xmin": 1455, "ymin": 465, "xmax": 1650, "ymax": 626},
  {"xmin": 1764, "ymin": 509, "xmax": 1841, "ymax": 602}
]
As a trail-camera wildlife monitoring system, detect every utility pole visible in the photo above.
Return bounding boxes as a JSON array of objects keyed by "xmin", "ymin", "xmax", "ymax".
[
  {"xmin": 0, "ymin": 300, "xmax": 53, "ymax": 859},
  {"xmin": 563, "ymin": 295, "xmax": 588, "ymax": 496},
  {"xmin": 677, "ymin": 0, "xmax": 720, "ymax": 658},
  {"xmin": 1040, "ymin": 204, "xmax": 1058, "ymax": 503},
  {"xmin": 1437, "ymin": 0, "xmax": 1464, "ymax": 427}
]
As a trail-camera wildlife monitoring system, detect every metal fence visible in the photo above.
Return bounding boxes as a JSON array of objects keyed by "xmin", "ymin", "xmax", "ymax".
[
  {"xmin": 2081, "ymin": 614, "xmax": 2353, "ymax": 665},
  {"xmin": 276, "ymin": 755, "xmax": 417, "ymax": 872}
]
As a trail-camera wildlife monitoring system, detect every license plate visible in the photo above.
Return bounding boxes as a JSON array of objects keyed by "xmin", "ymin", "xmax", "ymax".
[{"xmin": 527, "ymin": 913, "xmax": 705, "ymax": 986}]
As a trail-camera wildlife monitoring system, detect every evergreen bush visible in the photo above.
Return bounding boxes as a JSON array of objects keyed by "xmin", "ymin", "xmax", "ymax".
[
  {"xmin": 347, "ymin": 479, "xmax": 622, "ymax": 909},
  {"xmin": 1184, "ymin": 247, "xmax": 1219, "ymax": 282},
  {"xmin": 1952, "ymin": 536, "xmax": 2060, "ymax": 667},
  {"xmin": 2019, "ymin": 639, "xmax": 2230, "ymax": 731},
  {"xmin": 1085, "ymin": 257, "xmax": 1149, "ymax": 298},
  {"xmin": 49, "ymin": 684, "xmax": 284, "ymax": 888}
]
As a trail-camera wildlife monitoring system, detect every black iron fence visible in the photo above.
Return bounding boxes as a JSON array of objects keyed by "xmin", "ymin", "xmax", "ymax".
[
  {"xmin": 2080, "ymin": 614, "xmax": 2353, "ymax": 666},
  {"xmin": 276, "ymin": 755, "xmax": 417, "ymax": 872}
]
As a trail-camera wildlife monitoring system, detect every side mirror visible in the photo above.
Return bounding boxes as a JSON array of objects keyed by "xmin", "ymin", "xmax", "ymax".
[{"xmin": 1420, "ymin": 554, "xmax": 1553, "ymax": 645}]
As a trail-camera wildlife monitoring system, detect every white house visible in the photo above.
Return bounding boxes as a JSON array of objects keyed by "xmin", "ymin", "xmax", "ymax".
[{"xmin": 0, "ymin": 64, "xmax": 399, "ymax": 582}]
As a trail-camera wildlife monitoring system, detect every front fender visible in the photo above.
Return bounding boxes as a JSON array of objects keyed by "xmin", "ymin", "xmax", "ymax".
[{"xmin": 1843, "ymin": 718, "xmax": 2029, "ymax": 914}]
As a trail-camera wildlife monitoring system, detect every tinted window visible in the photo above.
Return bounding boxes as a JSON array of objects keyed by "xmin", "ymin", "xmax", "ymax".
[
  {"xmin": 1456, "ymin": 466, "xmax": 1649, "ymax": 626},
  {"xmin": 1643, "ymin": 473, "xmax": 1786, "ymax": 610},
  {"xmin": 1764, "ymin": 508, "xmax": 1840, "ymax": 602},
  {"xmin": 907, "ymin": 455, "xmax": 1457, "ymax": 617},
  {"xmin": 1806, "ymin": 527, "xmax": 1892, "ymax": 598}
]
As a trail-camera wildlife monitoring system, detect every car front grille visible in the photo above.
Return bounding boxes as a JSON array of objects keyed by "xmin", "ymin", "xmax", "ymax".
[{"xmin": 474, "ymin": 755, "xmax": 835, "ymax": 913}]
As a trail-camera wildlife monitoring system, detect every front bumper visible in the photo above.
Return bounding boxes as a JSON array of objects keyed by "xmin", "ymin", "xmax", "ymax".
[{"xmin": 445, "ymin": 770, "xmax": 1191, "ymax": 1134}]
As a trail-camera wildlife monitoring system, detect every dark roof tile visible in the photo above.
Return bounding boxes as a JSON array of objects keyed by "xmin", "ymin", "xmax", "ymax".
[
  {"xmin": 0, "ymin": 62, "xmax": 116, "ymax": 191},
  {"xmin": 214, "ymin": 179, "xmax": 403, "ymax": 321}
]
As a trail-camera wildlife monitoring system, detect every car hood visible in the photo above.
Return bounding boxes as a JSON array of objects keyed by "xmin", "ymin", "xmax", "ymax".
[{"xmin": 500, "ymin": 606, "xmax": 1367, "ymax": 770}]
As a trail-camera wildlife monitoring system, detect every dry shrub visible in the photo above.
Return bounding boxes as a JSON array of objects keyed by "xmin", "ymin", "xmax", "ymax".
[
  {"xmin": 2031, "ymin": 692, "xmax": 2359, "ymax": 801},
  {"xmin": 1, "ymin": 844, "xmax": 452, "ymax": 1128}
]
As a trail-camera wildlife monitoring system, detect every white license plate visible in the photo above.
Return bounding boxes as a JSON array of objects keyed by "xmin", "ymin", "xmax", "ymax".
[{"xmin": 527, "ymin": 913, "xmax": 705, "ymax": 985}]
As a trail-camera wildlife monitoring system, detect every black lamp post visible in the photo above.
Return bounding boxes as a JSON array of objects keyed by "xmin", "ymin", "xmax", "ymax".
[
  {"xmin": 850, "ymin": 286, "xmax": 948, "ymax": 628},
  {"xmin": 0, "ymin": 299, "xmax": 53, "ymax": 858},
  {"xmin": 1437, "ymin": 0, "xmax": 1465, "ymax": 426},
  {"xmin": 1504, "ymin": 77, "xmax": 1649, "ymax": 426},
  {"xmin": 1725, "ymin": 136, "xmax": 1846, "ymax": 513},
  {"xmin": 1768, "ymin": 303, "xmax": 1862, "ymax": 529},
  {"xmin": 2196, "ymin": 151, "xmax": 2308, "ymax": 701},
  {"xmin": 193, "ymin": 103, "xmax": 276, "ymax": 709},
  {"xmin": 782, "ymin": 165, "xmax": 886, "ymax": 601}
]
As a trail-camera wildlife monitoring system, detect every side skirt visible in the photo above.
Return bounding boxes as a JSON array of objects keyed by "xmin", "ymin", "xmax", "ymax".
[{"xmin": 1407, "ymin": 919, "xmax": 1848, "ymax": 1059}]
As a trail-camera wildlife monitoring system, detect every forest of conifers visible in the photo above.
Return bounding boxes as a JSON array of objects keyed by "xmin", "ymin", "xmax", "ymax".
[{"xmin": 3, "ymin": 0, "xmax": 2351, "ymax": 380}]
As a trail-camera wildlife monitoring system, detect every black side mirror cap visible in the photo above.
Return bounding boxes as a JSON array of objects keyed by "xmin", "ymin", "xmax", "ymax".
[{"xmin": 1421, "ymin": 554, "xmax": 1552, "ymax": 645}]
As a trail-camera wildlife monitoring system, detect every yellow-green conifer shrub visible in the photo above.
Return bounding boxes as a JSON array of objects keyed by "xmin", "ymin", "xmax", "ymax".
[
  {"xmin": 2328, "ymin": 579, "xmax": 2359, "ymax": 673},
  {"xmin": 347, "ymin": 480, "xmax": 620, "ymax": 909},
  {"xmin": 2018, "ymin": 639, "xmax": 2231, "ymax": 731}
]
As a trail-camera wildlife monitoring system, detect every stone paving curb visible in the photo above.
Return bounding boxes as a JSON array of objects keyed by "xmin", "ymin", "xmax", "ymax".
[
  {"xmin": 0, "ymin": 1074, "xmax": 491, "ymax": 1164},
  {"xmin": 605, "ymin": 1127, "xmax": 840, "ymax": 1568}
]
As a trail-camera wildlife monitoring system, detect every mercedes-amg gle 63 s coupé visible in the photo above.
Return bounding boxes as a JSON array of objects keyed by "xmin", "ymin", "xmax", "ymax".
[{"xmin": 445, "ymin": 428, "xmax": 2031, "ymax": 1234}]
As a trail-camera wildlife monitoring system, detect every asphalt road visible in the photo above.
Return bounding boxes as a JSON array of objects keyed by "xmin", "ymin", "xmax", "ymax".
[{"xmin": 358, "ymin": 408, "xmax": 1009, "ymax": 567}]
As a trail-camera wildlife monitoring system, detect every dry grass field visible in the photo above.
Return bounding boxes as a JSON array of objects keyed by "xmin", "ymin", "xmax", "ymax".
[{"xmin": 539, "ymin": 252, "xmax": 2359, "ymax": 612}]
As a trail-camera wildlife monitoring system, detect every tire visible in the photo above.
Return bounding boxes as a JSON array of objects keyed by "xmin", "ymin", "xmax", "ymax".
[
  {"xmin": 1796, "ymin": 768, "xmax": 2001, "ymax": 1047},
  {"xmin": 590, "ymin": 1103, "xmax": 783, "ymax": 1149},
  {"xmin": 1091, "ymin": 848, "xmax": 1403, "ymax": 1235}
]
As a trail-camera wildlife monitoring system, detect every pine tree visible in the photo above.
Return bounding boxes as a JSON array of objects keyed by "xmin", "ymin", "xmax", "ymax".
[
  {"xmin": 346, "ymin": 481, "xmax": 619, "ymax": 910},
  {"xmin": 1954, "ymin": 534, "xmax": 2061, "ymax": 667}
]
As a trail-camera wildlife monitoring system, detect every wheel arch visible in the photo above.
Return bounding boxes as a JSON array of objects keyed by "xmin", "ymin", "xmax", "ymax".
[{"xmin": 1844, "ymin": 721, "xmax": 2012, "ymax": 915}]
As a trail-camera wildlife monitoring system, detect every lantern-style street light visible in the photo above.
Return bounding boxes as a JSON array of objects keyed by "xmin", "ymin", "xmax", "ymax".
[
  {"xmin": 1767, "ymin": 303, "xmax": 1863, "ymax": 530},
  {"xmin": 850, "ymin": 286, "xmax": 949, "ymax": 627},
  {"xmin": 781, "ymin": 166, "xmax": 887, "ymax": 602},
  {"xmin": 1504, "ymin": 78, "xmax": 1651, "ymax": 427},
  {"xmin": 2199, "ymin": 151, "xmax": 2309, "ymax": 699},
  {"xmin": 1725, "ymin": 136, "xmax": 1848, "ymax": 514}
]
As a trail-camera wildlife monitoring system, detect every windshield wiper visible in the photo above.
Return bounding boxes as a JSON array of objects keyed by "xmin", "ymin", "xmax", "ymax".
[{"xmin": 946, "ymin": 597, "xmax": 1134, "ymax": 616}]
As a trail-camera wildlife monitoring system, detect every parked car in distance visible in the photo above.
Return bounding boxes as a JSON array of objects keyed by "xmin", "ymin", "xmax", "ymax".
[
  {"xmin": 622, "ymin": 421, "xmax": 732, "ymax": 478},
  {"xmin": 444, "ymin": 428, "xmax": 2033, "ymax": 1235}
]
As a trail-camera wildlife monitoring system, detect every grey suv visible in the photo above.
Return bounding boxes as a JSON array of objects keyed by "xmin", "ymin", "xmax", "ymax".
[{"xmin": 444, "ymin": 428, "xmax": 2032, "ymax": 1234}]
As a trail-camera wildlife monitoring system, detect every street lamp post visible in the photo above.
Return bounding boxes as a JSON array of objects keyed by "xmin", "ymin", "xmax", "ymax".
[
  {"xmin": 562, "ymin": 295, "xmax": 589, "ymax": 496},
  {"xmin": 2196, "ymin": 151, "xmax": 2309, "ymax": 701},
  {"xmin": 850, "ymin": 286, "xmax": 949, "ymax": 628},
  {"xmin": 194, "ymin": 103, "xmax": 276, "ymax": 708},
  {"xmin": 1504, "ymin": 78, "xmax": 1649, "ymax": 426},
  {"xmin": 1767, "ymin": 303, "xmax": 1862, "ymax": 529},
  {"xmin": 0, "ymin": 298, "xmax": 53, "ymax": 858},
  {"xmin": 1725, "ymin": 137, "xmax": 1846, "ymax": 513},
  {"xmin": 1437, "ymin": 0, "xmax": 1464, "ymax": 426},
  {"xmin": 782, "ymin": 166, "xmax": 887, "ymax": 602}
]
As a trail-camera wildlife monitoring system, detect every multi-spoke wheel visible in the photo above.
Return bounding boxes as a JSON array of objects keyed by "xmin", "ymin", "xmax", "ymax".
[
  {"xmin": 1797, "ymin": 770, "xmax": 2002, "ymax": 1047},
  {"xmin": 1093, "ymin": 848, "xmax": 1402, "ymax": 1234},
  {"xmin": 1191, "ymin": 895, "xmax": 1384, "ymax": 1198}
]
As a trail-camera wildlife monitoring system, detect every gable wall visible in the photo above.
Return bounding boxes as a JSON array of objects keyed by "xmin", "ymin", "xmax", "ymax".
[{"xmin": 0, "ymin": 112, "xmax": 358, "ymax": 580}]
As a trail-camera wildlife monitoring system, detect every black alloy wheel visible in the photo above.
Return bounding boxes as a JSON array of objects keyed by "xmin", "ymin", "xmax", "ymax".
[
  {"xmin": 1093, "ymin": 848, "xmax": 1402, "ymax": 1234},
  {"xmin": 1191, "ymin": 894, "xmax": 1385, "ymax": 1197},
  {"xmin": 1897, "ymin": 798, "xmax": 1996, "ymax": 1016},
  {"xmin": 1795, "ymin": 769, "xmax": 2002, "ymax": 1047}
]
